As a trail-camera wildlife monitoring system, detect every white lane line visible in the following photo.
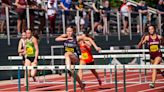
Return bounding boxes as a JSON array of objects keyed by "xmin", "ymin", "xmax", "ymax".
[
  {"xmin": 0, "ymin": 71, "xmax": 141, "ymax": 91},
  {"xmin": 33, "ymin": 72, "xmax": 139, "ymax": 91},
  {"xmin": 0, "ymin": 71, "xmax": 106, "ymax": 91},
  {"xmin": 138, "ymin": 85, "xmax": 164, "ymax": 92},
  {"xmin": 68, "ymin": 73, "xmax": 151, "ymax": 92},
  {"xmin": 98, "ymin": 75, "xmax": 164, "ymax": 92}
]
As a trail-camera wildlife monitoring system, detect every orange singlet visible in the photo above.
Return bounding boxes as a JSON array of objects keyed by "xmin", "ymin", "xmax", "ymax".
[{"xmin": 80, "ymin": 45, "xmax": 94, "ymax": 63}]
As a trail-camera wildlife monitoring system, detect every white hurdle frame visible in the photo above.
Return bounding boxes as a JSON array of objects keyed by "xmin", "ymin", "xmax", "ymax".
[
  {"xmin": 8, "ymin": 54, "xmax": 160, "ymax": 84},
  {"xmin": 1, "ymin": 64, "xmax": 164, "ymax": 92},
  {"xmin": 8, "ymin": 48, "xmax": 164, "ymax": 84},
  {"xmin": 1, "ymin": 65, "xmax": 164, "ymax": 84}
]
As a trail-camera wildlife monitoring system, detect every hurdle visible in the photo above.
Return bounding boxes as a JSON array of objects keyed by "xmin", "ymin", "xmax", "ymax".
[
  {"xmin": 8, "ymin": 47, "xmax": 164, "ymax": 84},
  {"xmin": 0, "ymin": 65, "xmax": 68, "ymax": 92},
  {"xmin": 51, "ymin": 45, "xmax": 64, "ymax": 74},
  {"xmin": 1, "ymin": 65, "xmax": 164, "ymax": 92},
  {"xmin": 99, "ymin": 49, "xmax": 164, "ymax": 83},
  {"xmin": 100, "ymin": 49, "xmax": 164, "ymax": 53},
  {"xmin": 8, "ymin": 55, "xmax": 108, "ymax": 84},
  {"xmin": 8, "ymin": 54, "xmax": 153, "ymax": 84}
]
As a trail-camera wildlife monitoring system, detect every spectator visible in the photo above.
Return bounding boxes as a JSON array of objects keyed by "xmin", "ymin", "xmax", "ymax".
[
  {"xmin": 118, "ymin": 0, "xmax": 127, "ymax": 12},
  {"xmin": 137, "ymin": 1, "xmax": 148, "ymax": 33},
  {"xmin": 27, "ymin": 0, "xmax": 37, "ymax": 32},
  {"xmin": 120, "ymin": 2, "xmax": 133, "ymax": 35},
  {"xmin": 18, "ymin": 32, "xmax": 26, "ymax": 64},
  {"xmin": 75, "ymin": 0, "xmax": 86, "ymax": 32},
  {"xmin": 47, "ymin": 0, "xmax": 58, "ymax": 34},
  {"xmin": 156, "ymin": 0, "xmax": 164, "ymax": 31},
  {"xmin": 102, "ymin": 0, "xmax": 111, "ymax": 35},
  {"xmin": 0, "ymin": 0, "xmax": 11, "ymax": 36},
  {"xmin": 92, "ymin": 0, "xmax": 101, "ymax": 34},
  {"xmin": 69, "ymin": 0, "xmax": 77, "ymax": 23},
  {"xmin": 60, "ymin": 0, "xmax": 72, "ymax": 26},
  {"xmin": 70, "ymin": 0, "xmax": 76, "ymax": 10},
  {"xmin": 15, "ymin": 0, "xmax": 27, "ymax": 37},
  {"xmin": 36, "ymin": 0, "xmax": 46, "ymax": 34}
]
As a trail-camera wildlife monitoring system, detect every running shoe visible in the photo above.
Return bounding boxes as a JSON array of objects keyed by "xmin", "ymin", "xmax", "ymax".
[
  {"xmin": 161, "ymin": 71, "xmax": 164, "ymax": 77},
  {"xmin": 32, "ymin": 76, "xmax": 36, "ymax": 82},
  {"xmin": 149, "ymin": 83, "xmax": 155, "ymax": 88},
  {"xmin": 98, "ymin": 79, "xmax": 102, "ymax": 86},
  {"xmin": 68, "ymin": 70, "xmax": 72, "ymax": 77},
  {"xmin": 80, "ymin": 83, "xmax": 86, "ymax": 91}
]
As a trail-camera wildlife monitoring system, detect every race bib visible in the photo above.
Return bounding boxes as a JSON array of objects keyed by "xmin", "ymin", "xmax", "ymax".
[
  {"xmin": 65, "ymin": 47, "xmax": 74, "ymax": 52},
  {"xmin": 26, "ymin": 47, "xmax": 34, "ymax": 55},
  {"xmin": 150, "ymin": 45, "xmax": 159, "ymax": 52},
  {"xmin": 81, "ymin": 52, "xmax": 89, "ymax": 59}
]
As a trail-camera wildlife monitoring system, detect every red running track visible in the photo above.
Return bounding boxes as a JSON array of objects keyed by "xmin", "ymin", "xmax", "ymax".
[{"xmin": 0, "ymin": 70, "xmax": 164, "ymax": 92}]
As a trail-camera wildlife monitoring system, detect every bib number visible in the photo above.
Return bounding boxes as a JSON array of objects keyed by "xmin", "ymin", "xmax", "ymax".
[
  {"xmin": 81, "ymin": 52, "xmax": 89, "ymax": 59},
  {"xmin": 26, "ymin": 47, "xmax": 34, "ymax": 55},
  {"xmin": 150, "ymin": 45, "xmax": 159, "ymax": 52},
  {"xmin": 65, "ymin": 47, "xmax": 74, "ymax": 52}
]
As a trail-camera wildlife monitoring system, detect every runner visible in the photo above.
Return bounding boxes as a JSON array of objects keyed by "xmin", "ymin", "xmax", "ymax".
[
  {"xmin": 24, "ymin": 29, "xmax": 39, "ymax": 86},
  {"xmin": 138, "ymin": 24, "xmax": 164, "ymax": 88},
  {"xmin": 55, "ymin": 26, "xmax": 101, "ymax": 91},
  {"xmin": 78, "ymin": 31, "xmax": 102, "ymax": 86},
  {"xmin": 18, "ymin": 32, "xmax": 26, "ymax": 63}
]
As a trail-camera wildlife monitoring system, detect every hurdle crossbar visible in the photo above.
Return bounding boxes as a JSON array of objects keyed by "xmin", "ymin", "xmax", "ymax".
[
  {"xmin": 1, "ymin": 65, "xmax": 164, "ymax": 70},
  {"xmin": 8, "ymin": 54, "xmax": 154, "ymax": 60},
  {"xmin": 100, "ymin": 49, "xmax": 164, "ymax": 53}
]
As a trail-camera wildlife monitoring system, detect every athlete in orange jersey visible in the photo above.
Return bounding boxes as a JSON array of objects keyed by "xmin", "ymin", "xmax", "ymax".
[{"xmin": 78, "ymin": 31, "xmax": 102, "ymax": 86}]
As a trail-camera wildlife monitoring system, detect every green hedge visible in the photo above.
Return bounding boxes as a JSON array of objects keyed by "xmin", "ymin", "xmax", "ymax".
[{"xmin": 108, "ymin": 0, "xmax": 158, "ymax": 8}]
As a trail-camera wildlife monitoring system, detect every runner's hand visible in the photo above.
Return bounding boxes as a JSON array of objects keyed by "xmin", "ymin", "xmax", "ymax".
[
  {"xmin": 67, "ymin": 37, "xmax": 73, "ymax": 40},
  {"xmin": 33, "ymin": 59, "xmax": 38, "ymax": 64},
  {"xmin": 96, "ymin": 47, "xmax": 101, "ymax": 52}
]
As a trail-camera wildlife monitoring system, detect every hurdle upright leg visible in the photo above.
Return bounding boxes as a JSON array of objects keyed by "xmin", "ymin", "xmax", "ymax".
[
  {"xmin": 10, "ymin": 59, "xmax": 13, "ymax": 80},
  {"xmin": 109, "ymin": 55, "xmax": 113, "ymax": 83},
  {"xmin": 144, "ymin": 58, "xmax": 148, "ymax": 83},
  {"xmin": 104, "ymin": 55, "xmax": 107, "ymax": 83},
  {"xmin": 42, "ymin": 57, "xmax": 46, "ymax": 83},
  {"xmin": 73, "ymin": 65, "xmax": 76, "ymax": 92},
  {"xmin": 114, "ymin": 65, "xmax": 118, "ymax": 92},
  {"xmin": 18, "ymin": 66, "xmax": 21, "ymax": 92},
  {"xmin": 139, "ymin": 57, "xmax": 142, "ymax": 83},
  {"xmin": 25, "ymin": 66, "xmax": 29, "ymax": 91},
  {"xmin": 123, "ymin": 65, "xmax": 126, "ymax": 92},
  {"xmin": 65, "ymin": 65, "xmax": 68, "ymax": 92}
]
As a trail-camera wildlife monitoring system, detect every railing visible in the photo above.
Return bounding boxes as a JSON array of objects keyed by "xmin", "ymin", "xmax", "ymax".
[{"xmin": 0, "ymin": 3, "xmax": 163, "ymax": 45}]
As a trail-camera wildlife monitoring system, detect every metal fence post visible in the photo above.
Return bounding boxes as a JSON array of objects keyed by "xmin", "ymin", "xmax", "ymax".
[
  {"xmin": 158, "ymin": 13, "xmax": 162, "ymax": 36},
  {"xmin": 117, "ymin": 12, "xmax": 121, "ymax": 41},
  {"xmin": 139, "ymin": 12, "xmax": 143, "ymax": 35},
  {"xmin": 76, "ymin": 10, "xmax": 80, "ymax": 34},
  {"xmin": 62, "ymin": 10, "xmax": 66, "ymax": 34},
  {"xmin": 91, "ymin": 10, "xmax": 94, "ymax": 38},
  {"xmin": 128, "ymin": 12, "xmax": 132, "ymax": 40},
  {"xmin": 45, "ymin": 8, "xmax": 50, "ymax": 44},
  {"xmin": 26, "ymin": 6, "xmax": 30, "ymax": 29},
  {"xmin": 5, "ymin": 6, "xmax": 10, "ymax": 45}
]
